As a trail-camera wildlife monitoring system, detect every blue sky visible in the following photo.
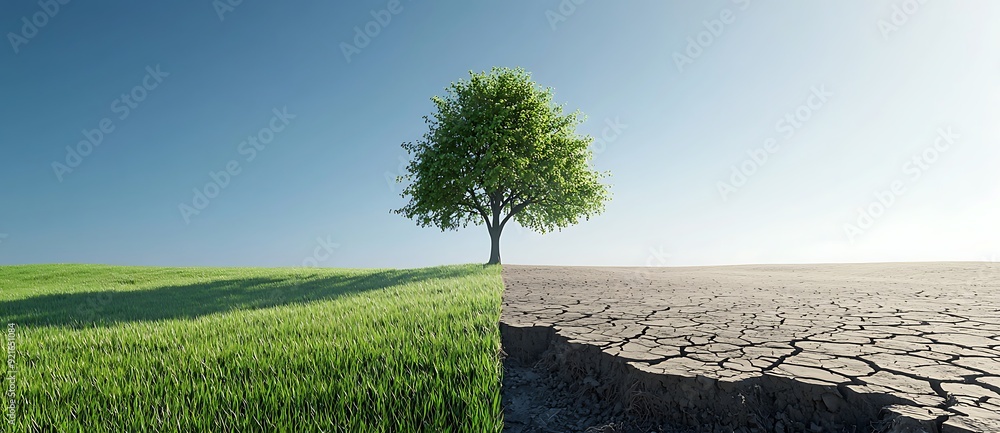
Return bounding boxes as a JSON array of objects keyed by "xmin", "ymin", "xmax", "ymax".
[{"xmin": 1, "ymin": 1, "xmax": 998, "ymax": 268}]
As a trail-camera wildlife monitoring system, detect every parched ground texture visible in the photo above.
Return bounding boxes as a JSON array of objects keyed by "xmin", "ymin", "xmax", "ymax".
[{"xmin": 499, "ymin": 262, "xmax": 1000, "ymax": 433}]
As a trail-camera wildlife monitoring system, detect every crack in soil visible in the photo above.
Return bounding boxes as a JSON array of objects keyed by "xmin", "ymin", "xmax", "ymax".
[{"xmin": 500, "ymin": 264, "xmax": 1000, "ymax": 432}]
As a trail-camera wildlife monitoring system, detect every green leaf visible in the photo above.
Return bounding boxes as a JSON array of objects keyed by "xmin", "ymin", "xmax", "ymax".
[{"xmin": 393, "ymin": 67, "xmax": 611, "ymax": 260}]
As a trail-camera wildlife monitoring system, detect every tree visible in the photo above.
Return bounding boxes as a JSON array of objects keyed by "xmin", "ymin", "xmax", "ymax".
[{"xmin": 393, "ymin": 67, "xmax": 611, "ymax": 264}]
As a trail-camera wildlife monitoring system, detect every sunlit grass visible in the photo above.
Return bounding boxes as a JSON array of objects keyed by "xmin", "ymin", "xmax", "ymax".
[{"xmin": 0, "ymin": 264, "xmax": 504, "ymax": 432}]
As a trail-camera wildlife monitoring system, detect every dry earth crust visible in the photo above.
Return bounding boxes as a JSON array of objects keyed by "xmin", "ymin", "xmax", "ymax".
[{"xmin": 499, "ymin": 263, "xmax": 1000, "ymax": 433}]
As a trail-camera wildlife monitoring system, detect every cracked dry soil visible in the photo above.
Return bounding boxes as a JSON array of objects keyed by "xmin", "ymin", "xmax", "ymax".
[{"xmin": 499, "ymin": 263, "xmax": 1000, "ymax": 433}]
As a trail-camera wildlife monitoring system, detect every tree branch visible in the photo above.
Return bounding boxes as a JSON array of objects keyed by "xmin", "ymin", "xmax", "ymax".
[
  {"xmin": 465, "ymin": 205, "xmax": 490, "ymax": 230},
  {"xmin": 500, "ymin": 189, "xmax": 518, "ymax": 208},
  {"xmin": 461, "ymin": 188, "xmax": 491, "ymax": 229},
  {"xmin": 499, "ymin": 201, "xmax": 532, "ymax": 229}
]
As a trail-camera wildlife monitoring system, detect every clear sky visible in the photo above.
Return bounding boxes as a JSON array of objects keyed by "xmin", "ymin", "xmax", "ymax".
[{"xmin": 1, "ymin": 1, "xmax": 998, "ymax": 268}]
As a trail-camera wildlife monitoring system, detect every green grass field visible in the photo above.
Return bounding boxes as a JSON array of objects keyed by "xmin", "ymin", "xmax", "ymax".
[{"xmin": 0, "ymin": 264, "xmax": 504, "ymax": 432}]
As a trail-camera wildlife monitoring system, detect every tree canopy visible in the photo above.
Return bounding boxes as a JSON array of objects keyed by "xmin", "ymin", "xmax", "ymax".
[{"xmin": 393, "ymin": 67, "xmax": 611, "ymax": 264}]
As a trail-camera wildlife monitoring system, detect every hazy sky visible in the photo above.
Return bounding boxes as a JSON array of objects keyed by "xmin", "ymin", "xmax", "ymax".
[{"xmin": 1, "ymin": 1, "xmax": 998, "ymax": 268}]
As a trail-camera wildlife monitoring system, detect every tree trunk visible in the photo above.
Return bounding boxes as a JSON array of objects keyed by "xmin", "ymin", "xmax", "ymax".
[{"xmin": 487, "ymin": 226, "xmax": 502, "ymax": 265}]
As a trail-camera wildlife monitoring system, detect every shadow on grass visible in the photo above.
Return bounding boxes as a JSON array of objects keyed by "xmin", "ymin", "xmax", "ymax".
[{"xmin": 2, "ymin": 266, "xmax": 478, "ymax": 329}]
